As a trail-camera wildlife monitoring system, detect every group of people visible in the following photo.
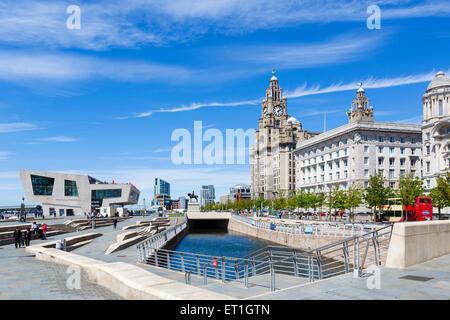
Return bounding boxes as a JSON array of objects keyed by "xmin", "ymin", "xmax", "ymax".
[
  {"xmin": 13, "ymin": 222, "xmax": 47, "ymax": 248},
  {"xmin": 83, "ymin": 211, "xmax": 106, "ymax": 219}
]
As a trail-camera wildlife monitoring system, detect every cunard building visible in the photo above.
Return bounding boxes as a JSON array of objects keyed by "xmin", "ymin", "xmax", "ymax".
[{"xmin": 250, "ymin": 72, "xmax": 318, "ymax": 200}]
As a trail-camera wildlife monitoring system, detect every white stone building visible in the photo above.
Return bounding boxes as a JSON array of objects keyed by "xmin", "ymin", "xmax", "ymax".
[
  {"xmin": 421, "ymin": 71, "xmax": 450, "ymax": 190},
  {"xmin": 200, "ymin": 185, "xmax": 215, "ymax": 207},
  {"xmin": 294, "ymin": 87, "xmax": 422, "ymax": 194},
  {"xmin": 19, "ymin": 170, "xmax": 140, "ymax": 216},
  {"xmin": 250, "ymin": 72, "xmax": 318, "ymax": 200}
]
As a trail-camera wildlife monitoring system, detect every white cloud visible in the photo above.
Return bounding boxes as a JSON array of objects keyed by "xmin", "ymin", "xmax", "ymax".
[
  {"xmin": 37, "ymin": 136, "xmax": 80, "ymax": 143},
  {"xmin": 0, "ymin": 1, "xmax": 448, "ymax": 50},
  {"xmin": 0, "ymin": 51, "xmax": 194, "ymax": 84},
  {"xmin": 0, "ymin": 152, "xmax": 11, "ymax": 160},
  {"xmin": 0, "ymin": 122, "xmax": 37, "ymax": 133}
]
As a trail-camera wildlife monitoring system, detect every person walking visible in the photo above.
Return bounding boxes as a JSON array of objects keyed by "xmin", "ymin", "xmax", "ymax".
[
  {"xmin": 113, "ymin": 218, "xmax": 117, "ymax": 229},
  {"xmin": 13, "ymin": 227, "xmax": 22, "ymax": 248},
  {"xmin": 24, "ymin": 228, "xmax": 32, "ymax": 246},
  {"xmin": 41, "ymin": 223, "xmax": 47, "ymax": 240}
]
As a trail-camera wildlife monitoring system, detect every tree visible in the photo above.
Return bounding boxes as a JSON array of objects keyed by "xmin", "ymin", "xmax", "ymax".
[
  {"xmin": 346, "ymin": 183, "xmax": 365, "ymax": 223},
  {"xmin": 429, "ymin": 172, "xmax": 450, "ymax": 220},
  {"xmin": 364, "ymin": 173, "xmax": 395, "ymax": 222},
  {"xmin": 398, "ymin": 173, "xmax": 425, "ymax": 221}
]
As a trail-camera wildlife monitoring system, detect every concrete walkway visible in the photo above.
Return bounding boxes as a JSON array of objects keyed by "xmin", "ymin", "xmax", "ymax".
[
  {"xmin": 0, "ymin": 245, "xmax": 121, "ymax": 300},
  {"xmin": 246, "ymin": 253, "xmax": 450, "ymax": 299}
]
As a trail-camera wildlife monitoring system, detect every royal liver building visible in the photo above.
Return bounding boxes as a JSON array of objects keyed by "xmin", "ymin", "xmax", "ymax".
[{"xmin": 250, "ymin": 72, "xmax": 318, "ymax": 200}]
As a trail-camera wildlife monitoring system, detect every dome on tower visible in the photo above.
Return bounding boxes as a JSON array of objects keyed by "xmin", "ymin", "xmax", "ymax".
[
  {"xmin": 357, "ymin": 87, "xmax": 365, "ymax": 93},
  {"xmin": 427, "ymin": 71, "xmax": 450, "ymax": 90},
  {"xmin": 287, "ymin": 117, "xmax": 298, "ymax": 124},
  {"xmin": 270, "ymin": 75, "xmax": 278, "ymax": 81}
]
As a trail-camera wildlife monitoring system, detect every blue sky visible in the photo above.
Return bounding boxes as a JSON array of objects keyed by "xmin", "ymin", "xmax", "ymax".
[{"xmin": 0, "ymin": 0, "xmax": 449, "ymax": 205}]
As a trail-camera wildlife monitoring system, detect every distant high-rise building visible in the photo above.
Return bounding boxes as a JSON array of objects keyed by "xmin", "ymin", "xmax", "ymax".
[
  {"xmin": 178, "ymin": 196, "xmax": 188, "ymax": 209},
  {"xmin": 153, "ymin": 178, "xmax": 171, "ymax": 209},
  {"xmin": 200, "ymin": 185, "xmax": 215, "ymax": 207},
  {"xmin": 154, "ymin": 178, "xmax": 170, "ymax": 198}
]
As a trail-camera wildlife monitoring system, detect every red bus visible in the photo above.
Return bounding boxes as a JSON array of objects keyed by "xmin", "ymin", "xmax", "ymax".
[{"xmin": 380, "ymin": 197, "xmax": 433, "ymax": 222}]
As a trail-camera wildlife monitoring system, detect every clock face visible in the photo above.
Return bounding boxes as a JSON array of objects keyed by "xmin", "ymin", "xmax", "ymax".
[
  {"xmin": 263, "ymin": 107, "xmax": 268, "ymax": 117},
  {"xmin": 274, "ymin": 105, "xmax": 283, "ymax": 116}
]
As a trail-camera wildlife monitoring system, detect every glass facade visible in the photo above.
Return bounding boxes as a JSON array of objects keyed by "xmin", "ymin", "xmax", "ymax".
[
  {"xmin": 64, "ymin": 180, "xmax": 79, "ymax": 197},
  {"xmin": 91, "ymin": 189, "xmax": 122, "ymax": 200},
  {"xmin": 31, "ymin": 175, "xmax": 55, "ymax": 196}
]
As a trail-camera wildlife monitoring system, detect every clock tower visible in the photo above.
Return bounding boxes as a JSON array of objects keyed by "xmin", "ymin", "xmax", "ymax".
[{"xmin": 250, "ymin": 71, "xmax": 318, "ymax": 200}]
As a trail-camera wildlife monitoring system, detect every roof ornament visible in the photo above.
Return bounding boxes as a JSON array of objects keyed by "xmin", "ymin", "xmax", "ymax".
[{"xmin": 272, "ymin": 69, "xmax": 277, "ymax": 76}]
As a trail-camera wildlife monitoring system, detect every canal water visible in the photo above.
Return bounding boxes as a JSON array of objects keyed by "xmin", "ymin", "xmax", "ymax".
[{"xmin": 174, "ymin": 229, "xmax": 276, "ymax": 258}]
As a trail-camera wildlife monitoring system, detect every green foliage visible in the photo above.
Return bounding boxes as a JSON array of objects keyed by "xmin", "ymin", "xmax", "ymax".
[
  {"xmin": 429, "ymin": 172, "xmax": 450, "ymax": 211},
  {"xmin": 364, "ymin": 173, "xmax": 395, "ymax": 221},
  {"xmin": 398, "ymin": 173, "xmax": 425, "ymax": 207}
]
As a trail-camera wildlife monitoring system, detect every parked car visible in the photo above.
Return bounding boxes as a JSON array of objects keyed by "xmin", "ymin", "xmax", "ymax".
[
  {"xmin": 334, "ymin": 210, "xmax": 346, "ymax": 217},
  {"xmin": 317, "ymin": 211, "xmax": 327, "ymax": 217}
]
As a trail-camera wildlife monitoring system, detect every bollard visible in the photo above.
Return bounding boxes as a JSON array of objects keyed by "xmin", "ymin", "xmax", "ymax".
[{"xmin": 91, "ymin": 220, "xmax": 96, "ymax": 229}]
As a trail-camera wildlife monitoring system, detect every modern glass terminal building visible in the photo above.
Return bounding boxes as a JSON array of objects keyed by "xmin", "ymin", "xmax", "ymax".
[{"xmin": 19, "ymin": 170, "xmax": 140, "ymax": 216}]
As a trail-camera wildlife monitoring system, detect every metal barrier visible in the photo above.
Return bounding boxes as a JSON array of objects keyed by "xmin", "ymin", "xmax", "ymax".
[
  {"xmin": 137, "ymin": 220, "xmax": 392, "ymax": 292},
  {"xmin": 232, "ymin": 213, "xmax": 380, "ymax": 238},
  {"xmin": 136, "ymin": 217, "xmax": 188, "ymax": 263}
]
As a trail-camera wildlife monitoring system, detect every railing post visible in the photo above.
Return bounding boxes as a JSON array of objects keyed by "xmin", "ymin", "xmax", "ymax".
[
  {"xmin": 181, "ymin": 253, "xmax": 185, "ymax": 273},
  {"xmin": 166, "ymin": 252, "xmax": 171, "ymax": 269},
  {"xmin": 203, "ymin": 266, "xmax": 208, "ymax": 285},
  {"xmin": 316, "ymin": 250, "xmax": 323, "ymax": 280},
  {"xmin": 244, "ymin": 262, "xmax": 249, "ymax": 288},
  {"xmin": 221, "ymin": 257, "xmax": 225, "ymax": 282},
  {"xmin": 196, "ymin": 256, "xmax": 200, "ymax": 276},
  {"xmin": 293, "ymin": 250, "xmax": 298, "ymax": 277},
  {"xmin": 270, "ymin": 261, "xmax": 275, "ymax": 292}
]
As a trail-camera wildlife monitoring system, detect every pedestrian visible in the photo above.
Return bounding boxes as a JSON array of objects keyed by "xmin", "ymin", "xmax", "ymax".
[
  {"xmin": 113, "ymin": 218, "xmax": 117, "ymax": 229},
  {"xmin": 31, "ymin": 222, "xmax": 39, "ymax": 235},
  {"xmin": 42, "ymin": 223, "xmax": 47, "ymax": 240},
  {"xmin": 24, "ymin": 228, "xmax": 31, "ymax": 246},
  {"xmin": 13, "ymin": 227, "xmax": 22, "ymax": 248}
]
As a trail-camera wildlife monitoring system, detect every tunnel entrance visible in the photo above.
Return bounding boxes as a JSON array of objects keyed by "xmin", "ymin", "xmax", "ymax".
[{"xmin": 187, "ymin": 218, "xmax": 229, "ymax": 230}]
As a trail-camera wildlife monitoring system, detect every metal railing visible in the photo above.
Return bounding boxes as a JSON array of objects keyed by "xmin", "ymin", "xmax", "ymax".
[
  {"xmin": 232, "ymin": 214, "xmax": 381, "ymax": 238},
  {"xmin": 136, "ymin": 217, "xmax": 188, "ymax": 263},
  {"xmin": 138, "ymin": 222, "xmax": 392, "ymax": 292}
]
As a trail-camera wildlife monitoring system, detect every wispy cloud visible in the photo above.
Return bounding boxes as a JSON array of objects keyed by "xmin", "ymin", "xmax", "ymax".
[
  {"xmin": 0, "ymin": 152, "xmax": 11, "ymax": 160},
  {"xmin": 0, "ymin": 1, "xmax": 448, "ymax": 50},
  {"xmin": 36, "ymin": 136, "xmax": 80, "ymax": 143},
  {"xmin": 154, "ymin": 148, "xmax": 172, "ymax": 153},
  {"xmin": 285, "ymin": 69, "xmax": 449, "ymax": 99},
  {"xmin": 0, "ymin": 122, "xmax": 37, "ymax": 133},
  {"xmin": 231, "ymin": 33, "xmax": 386, "ymax": 69},
  {"xmin": 118, "ymin": 69, "xmax": 448, "ymax": 119},
  {"xmin": 0, "ymin": 51, "xmax": 194, "ymax": 84},
  {"xmin": 117, "ymin": 99, "xmax": 260, "ymax": 119}
]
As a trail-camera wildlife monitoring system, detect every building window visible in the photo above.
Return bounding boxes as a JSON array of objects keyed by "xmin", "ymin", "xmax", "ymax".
[
  {"xmin": 439, "ymin": 100, "xmax": 443, "ymax": 116},
  {"xmin": 389, "ymin": 158, "xmax": 395, "ymax": 166},
  {"xmin": 426, "ymin": 145, "xmax": 430, "ymax": 155},
  {"xmin": 411, "ymin": 159, "xmax": 416, "ymax": 166},
  {"xmin": 400, "ymin": 158, "xmax": 405, "ymax": 166},
  {"xmin": 364, "ymin": 146, "xmax": 369, "ymax": 153},
  {"xmin": 426, "ymin": 132, "xmax": 430, "ymax": 140},
  {"xmin": 400, "ymin": 147, "xmax": 405, "ymax": 155},
  {"xmin": 364, "ymin": 169, "xmax": 369, "ymax": 177},
  {"xmin": 31, "ymin": 175, "xmax": 55, "ymax": 196},
  {"xmin": 364, "ymin": 157, "xmax": 369, "ymax": 165},
  {"xmin": 390, "ymin": 182, "xmax": 395, "ymax": 189},
  {"xmin": 411, "ymin": 148, "xmax": 415, "ymax": 155},
  {"xmin": 378, "ymin": 157, "xmax": 384, "ymax": 165},
  {"xmin": 378, "ymin": 147, "xmax": 384, "ymax": 153},
  {"xmin": 378, "ymin": 169, "xmax": 384, "ymax": 176},
  {"xmin": 91, "ymin": 189, "xmax": 122, "ymax": 200},
  {"xmin": 412, "ymin": 138, "xmax": 416, "ymax": 143},
  {"xmin": 344, "ymin": 159, "xmax": 348, "ymax": 167},
  {"xmin": 389, "ymin": 137, "xmax": 394, "ymax": 143},
  {"xmin": 389, "ymin": 170, "xmax": 395, "ymax": 179},
  {"xmin": 379, "ymin": 136, "xmax": 384, "ymax": 142},
  {"xmin": 64, "ymin": 180, "xmax": 79, "ymax": 197},
  {"xmin": 389, "ymin": 147, "xmax": 394, "ymax": 154},
  {"xmin": 426, "ymin": 161, "xmax": 430, "ymax": 172},
  {"xmin": 400, "ymin": 137, "xmax": 405, "ymax": 143},
  {"xmin": 400, "ymin": 169, "xmax": 406, "ymax": 176},
  {"xmin": 427, "ymin": 180, "xmax": 431, "ymax": 188},
  {"xmin": 363, "ymin": 135, "xmax": 368, "ymax": 141}
]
